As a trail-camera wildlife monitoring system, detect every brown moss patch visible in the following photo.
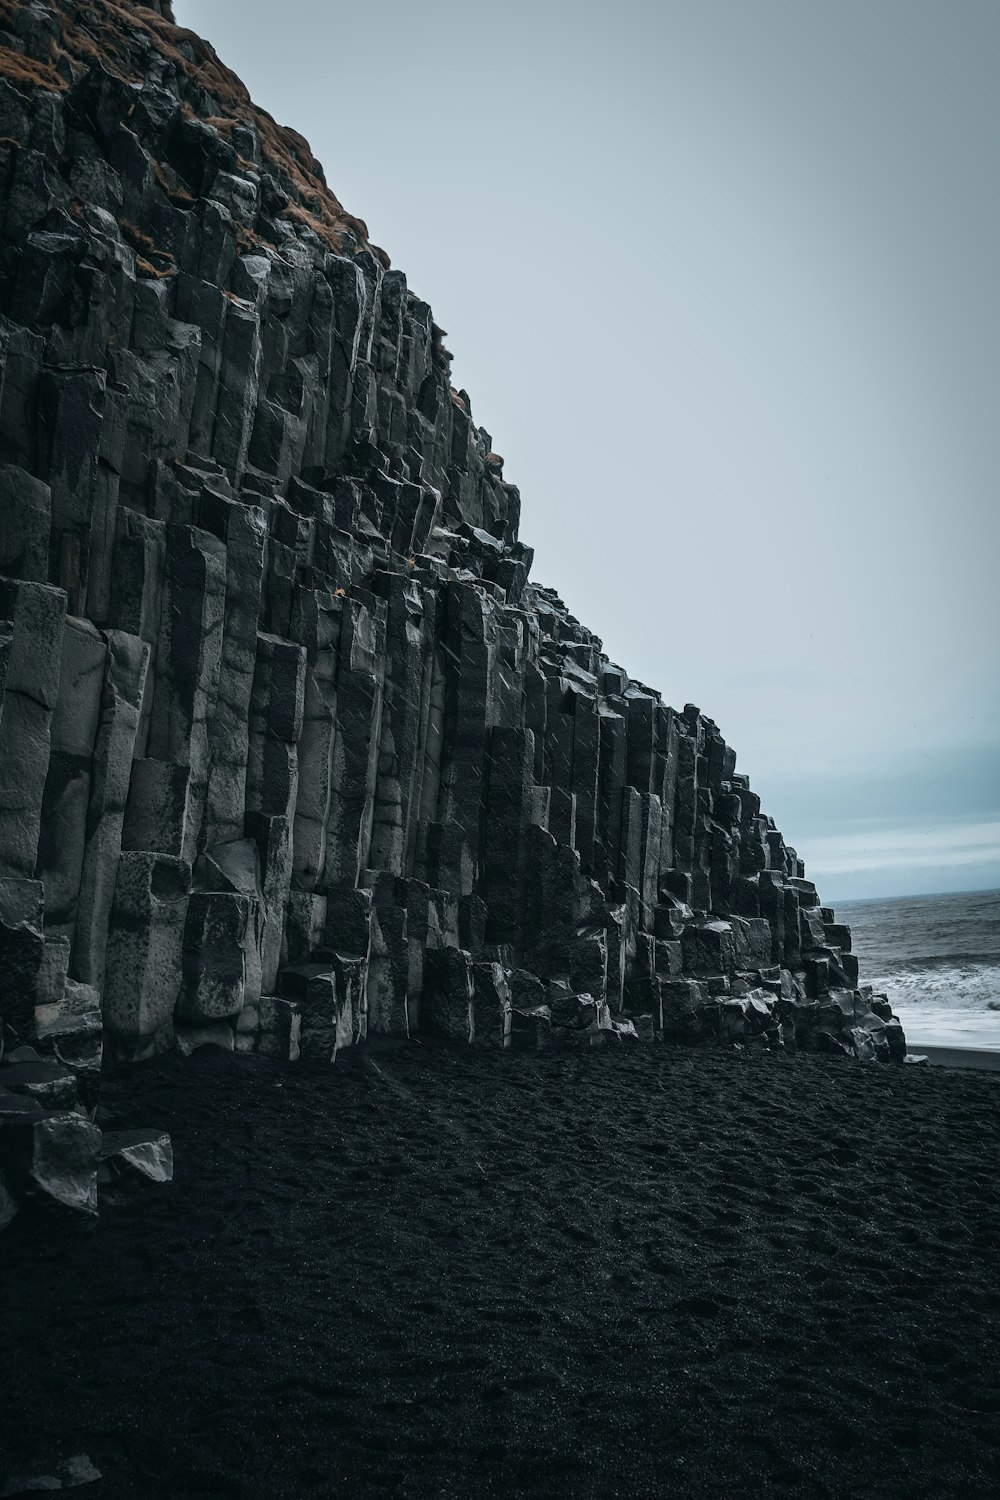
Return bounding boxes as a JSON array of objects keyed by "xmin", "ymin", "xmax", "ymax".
[
  {"xmin": 49, "ymin": 1, "xmax": 381, "ymax": 260},
  {"xmin": 236, "ymin": 224, "xmax": 275, "ymax": 257},
  {"xmin": 135, "ymin": 255, "xmax": 174, "ymax": 279},
  {"xmin": 118, "ymin": 218, "xmax": 158, "ymax": 253},
  {"xmin": 201, "ymin": 114, "xmax": 237, "ymax": 135},
  {"xmin": 0, "ymin": 42, "xmax": 67, "ymax": 94},
  {"xmin": 118, "ymin": 217, "xmax": 175, "ymax": 275},
  {"xmin": 0, "ymin": 0, "xmax": 400, "ymax": 271},
  {"xmin": 153, "ymin": 159, "xmax": 196, "ymax": 205}
]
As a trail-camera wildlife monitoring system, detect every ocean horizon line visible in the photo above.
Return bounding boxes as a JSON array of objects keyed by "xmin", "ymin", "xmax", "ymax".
[{"xmin": 835, "ymin": 885, "xmax": 1000, "ymax": 905}]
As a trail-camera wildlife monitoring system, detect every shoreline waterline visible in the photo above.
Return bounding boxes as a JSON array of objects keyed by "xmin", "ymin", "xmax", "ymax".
[
  {"xmin": 838, "ymin": 888, "xmax": 1000, "ymax": 1053},
  {"xmin": 910, "ymin": 1044, "xmax": 1000, "ymax": 1071}
]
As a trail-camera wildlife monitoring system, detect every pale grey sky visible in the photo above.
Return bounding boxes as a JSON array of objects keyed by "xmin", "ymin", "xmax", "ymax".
[{"xmin": 177, "ymin": 0, "xmax": 999, "ymax": 900}]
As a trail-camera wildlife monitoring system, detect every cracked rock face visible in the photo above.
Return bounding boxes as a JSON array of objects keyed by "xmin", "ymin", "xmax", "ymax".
[{"xmin": 0, "ymin": 1, "xmax": 904, "ymax": 1107}]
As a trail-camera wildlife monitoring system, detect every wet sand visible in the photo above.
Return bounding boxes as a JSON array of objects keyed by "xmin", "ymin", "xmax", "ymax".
[
  {"xmin": 1, "ymin": 1041, "xmax": 999, "ymax": 1499},
  {"xmin": 915, "ymin": 1045, "xmax": 1000, "ymax": 1072}
]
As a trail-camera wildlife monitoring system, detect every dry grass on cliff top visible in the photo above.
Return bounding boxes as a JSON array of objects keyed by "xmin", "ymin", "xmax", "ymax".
[
  {"xmin": 0, "ymin": 0, "xmax": 386, "ymax": 264},
  {"xmin": 1, "ymin": 1042, "xmax": 999, "ymax": 1499}
]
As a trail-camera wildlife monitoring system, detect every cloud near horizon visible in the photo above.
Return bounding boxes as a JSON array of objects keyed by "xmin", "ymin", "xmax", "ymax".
[
  {"xmin": 746, "ymin": 741, "xmax": 999, "ymax": 899},
  {"xmin": 800, "ymin": 818, "xmax": 1000, "ymax": 903}
]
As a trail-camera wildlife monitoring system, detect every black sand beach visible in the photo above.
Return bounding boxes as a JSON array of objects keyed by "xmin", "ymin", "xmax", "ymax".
[{"xmin": 2, "ymin": 1044, "xmax": 999, "ymax": 1499}]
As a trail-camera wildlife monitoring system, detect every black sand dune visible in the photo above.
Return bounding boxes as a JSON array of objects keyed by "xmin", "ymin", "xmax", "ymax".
[{"xmin": 2, "ymin": 1045, "xmax": 999, "ymax": 1499}]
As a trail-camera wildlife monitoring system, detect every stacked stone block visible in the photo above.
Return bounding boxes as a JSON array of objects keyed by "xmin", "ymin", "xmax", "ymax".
[{"xmin": 0, "ymin": 0, "xmax": 902, "ymax": 1111}]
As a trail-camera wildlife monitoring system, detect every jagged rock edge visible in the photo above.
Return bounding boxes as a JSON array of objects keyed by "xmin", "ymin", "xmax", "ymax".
[{"xmin": 0, "ymin": 0, "xmax": 905, "ymax": 1216}]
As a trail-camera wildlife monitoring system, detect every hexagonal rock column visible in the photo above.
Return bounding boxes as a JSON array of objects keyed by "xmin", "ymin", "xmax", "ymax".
[
  {"xmin": 422, "ymin": 947, "xmax": 475, "ymax": 1043},
  {"xmin": 102, "ymin": 853, "xmax": 190, "ymax": 1058},
  {"xmin": 175, "ymin": 891, "xmax": 251, "ymax": 1028},
  {"xmin": 0, "ymin": 578, "xmax": 67, "ymax": 881}
]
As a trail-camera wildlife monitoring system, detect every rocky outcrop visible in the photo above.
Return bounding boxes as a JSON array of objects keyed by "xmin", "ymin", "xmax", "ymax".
[{"xmin": 0, "ymin": 0, "xmax": 904, "ymax": 1133}]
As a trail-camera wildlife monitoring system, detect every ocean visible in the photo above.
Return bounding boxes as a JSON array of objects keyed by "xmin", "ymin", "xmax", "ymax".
[{"xmin": 837, "ymin": 888, "xmax": 1000, "ymax": 1052}]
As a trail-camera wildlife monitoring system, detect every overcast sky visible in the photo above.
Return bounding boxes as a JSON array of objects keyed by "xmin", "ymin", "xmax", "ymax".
[{"xmin": 178, "ymin": 0, "xmax": 999, "ymax": 902}]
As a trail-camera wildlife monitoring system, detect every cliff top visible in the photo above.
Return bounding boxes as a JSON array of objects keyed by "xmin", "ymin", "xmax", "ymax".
[{"xmin": 0, "ymin": 0, "xmax": 390, "ymax": 266}]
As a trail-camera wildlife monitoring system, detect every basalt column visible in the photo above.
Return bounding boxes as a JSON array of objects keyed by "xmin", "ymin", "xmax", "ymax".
[{"xmin": 0, "ymin": 0, "xmax": 903, "ymax": 1084}]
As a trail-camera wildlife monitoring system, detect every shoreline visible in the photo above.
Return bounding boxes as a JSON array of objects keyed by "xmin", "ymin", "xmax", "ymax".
[
  {"xmin": 910, "ymin": 1044, "xmax": 1000, "ymax": 1071},
  {"xmin": 837, "ymin": 888, "xmax": 1000, "ymax": 1069}
]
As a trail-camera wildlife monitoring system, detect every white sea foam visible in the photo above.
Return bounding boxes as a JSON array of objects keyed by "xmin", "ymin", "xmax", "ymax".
[
  {"xmin": 837, "ymin": 890, "xmax": 1000, "ymax": 1051},
  {"xmin": 869, "ymin": 961, "xmax": 1000, "ymax": 1013},
  {"xmin": 872, "ymin": 963, "xmax": 1000, "ymax": 1050},
  {"xmin": 891, "ymin": 1004, "xmax": 1000, "ymax": 1050}
]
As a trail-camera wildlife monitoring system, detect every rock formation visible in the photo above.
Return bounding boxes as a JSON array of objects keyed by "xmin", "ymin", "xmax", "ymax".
[{"xmin": 0, "ymin": 0, "xmax": 904, "ymax": 1180}]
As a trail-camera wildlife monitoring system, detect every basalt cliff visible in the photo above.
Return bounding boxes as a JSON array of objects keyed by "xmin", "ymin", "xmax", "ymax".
[{"xmin": 0, "ymin": 0, "xmax": 904, "ymax": 1220}]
